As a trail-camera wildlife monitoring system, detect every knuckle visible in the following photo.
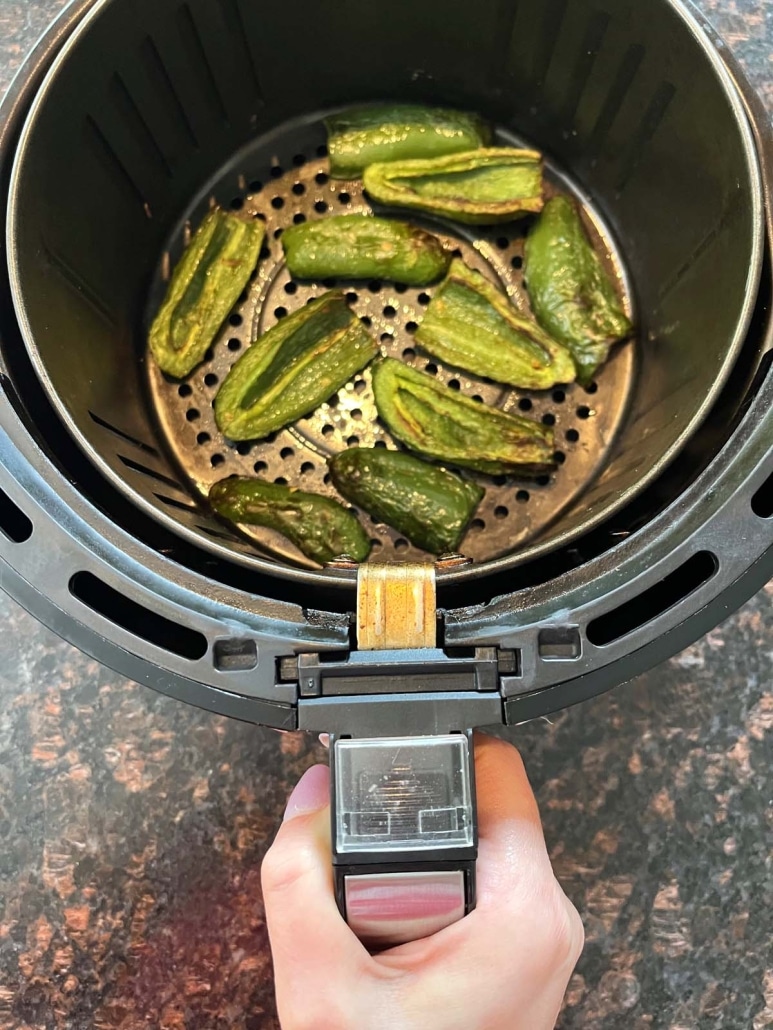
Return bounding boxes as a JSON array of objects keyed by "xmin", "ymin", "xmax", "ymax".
[
  {"xmin": 261, "ymin": 836, "xmax": 309, "ymax": 896},
  {"xmin": 567, "ymin": 902, "xmax": 586, "ymax": 963},
  {"xmin": 543, "ymin": 883, "xmax": 585, "ymax": 969},
  {"xmin": 281, "ymin": 997, "xmax": 354, "ymax": 1030}
]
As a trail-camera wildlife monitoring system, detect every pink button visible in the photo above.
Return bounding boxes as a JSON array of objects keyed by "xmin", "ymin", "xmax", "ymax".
[{"xmin": 345, "ymin": 871, "xmax": 466, "ymax": 948}]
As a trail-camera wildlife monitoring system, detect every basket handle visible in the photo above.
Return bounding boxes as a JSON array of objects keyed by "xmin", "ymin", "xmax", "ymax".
[
  {"xmin": 329, "ymin": 562, "xmax": 478, "ymax": 949},
  {"xmin": 330, "ymin": 729, "xmax": 477, "ymax": 949}
]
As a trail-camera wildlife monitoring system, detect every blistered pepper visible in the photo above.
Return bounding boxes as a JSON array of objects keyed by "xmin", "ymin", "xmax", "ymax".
[
  {"xmin": 364, "ymin": 148, "xmax": 544, "ymax": 225},
  {"xmin": 282, "ymin": 215, "xmax": 450, "ymax": 286},
  {"xmin": 325, "ymin": 104, "xmax": 492, "ymax": 179},
  {"xmin": 524, "ymin": 196, "xmax": 633, "ymax": 385},
  {"xmin": 372, "ymin": 358, "xmax": 555, "ymax": 476},
  {"xmin": 415, "ymin": 259, "xmax": 576, "ymax": 389},
  {"xmin": 149, "ymin": 208, "xmax": 264, "ymax": 379},
  {"xmin": 215, "ymin": 291, "xmax": 378, "ymax": 441},
  {"xmin": 329, "ymin": 447, "xmax": 484, "ymax": 555},
  {"xmin": 209, "ymin": 477, "xmax": 371, "ymax": 565}
]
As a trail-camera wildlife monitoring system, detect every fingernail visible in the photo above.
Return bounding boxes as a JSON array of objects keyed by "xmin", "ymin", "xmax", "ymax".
[{"xmin": 283, "ymin": 764, "xmax": 330, "ymax": 822}]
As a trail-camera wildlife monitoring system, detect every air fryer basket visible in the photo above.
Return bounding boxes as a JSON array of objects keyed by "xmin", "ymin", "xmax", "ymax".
[
  {"xmin": 0, "ymin": 0, "xmax": 770, "ymax": 736},
  {"xmin": 6, "ymin": 0, "xmax": 763, "ymax": 584}
]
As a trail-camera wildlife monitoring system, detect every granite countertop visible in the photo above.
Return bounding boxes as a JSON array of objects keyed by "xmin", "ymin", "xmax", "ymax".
[{"xmin": 0, "ymin": 1, "xmax": 772, "ymax": 1027}]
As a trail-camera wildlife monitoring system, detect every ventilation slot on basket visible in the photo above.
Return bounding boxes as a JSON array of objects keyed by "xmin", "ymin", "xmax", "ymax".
[
  {"xmin": 220, "ymin": 0, "xmax": 264, "ymax": 103},
  {"xmin": 560, "ymin": 11, "xmax": 610, "ymax": 126},
  {"xmin": 198, "ymin": 524, "xmax": 238, "ymax": 541},
  {"xmin": 615, "ymin": 81, "xmax": 676, "ymax": 193},
  {"xmin": 154, "ymin": 493, "xmax": 199, "ymax": 514},
  {"xmin": 587, "ymin": 552, "xmax": 718, "ymax": 647},
  {"xmin": 85, "ymin": 115, "xmax": 148, "ymax": 211},
  {"xmin": 177, "ymin": 3, "xmax": 229, "ymax": 125},
  {"xmin": 70, "ymin": 571, "xmax": 207, "ymax": 660},
  {"xmin": 0, "ymin": 488, "xmax": 33, "ymax": 543},
  {"xmin": 89, "ymin": 411, "xmax": 159, "ymax": 455},
  {"xmin": 110, "ymin": 71, "xmax": 172, "ymax": 177},
  {"xmin": 588, "ymin": 44, "xmax": 644, "ymax": 154},
  {"xmin": 489, "ymin": 0, "xmax": 521, "ymax": 81},
  {"xmin": 118, "ymin": 454, "xmax": 186, "ymax": 491},
  {"xmin": 44, "ymin": 243, "xmax": 118, "ymax": 328},
  {"xmin": 140, "ymin": 34, "xmax": 199, "ymax": 149},
  {"xmin": 752, "ymin": 472, "xmax": 773, "ymax": 519},
  {"xmin": 532, "ymin": 0, "xmax": 569, "ymax": 90},
  {"xmin": 213, "ymin": 638, "xmax": 258, "ymax": 671}
]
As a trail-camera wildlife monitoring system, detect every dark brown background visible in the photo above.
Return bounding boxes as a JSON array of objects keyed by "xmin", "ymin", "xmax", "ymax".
[{"xmin": 0, "ymin": 1, "xmax": 771, "ymax": 1027}]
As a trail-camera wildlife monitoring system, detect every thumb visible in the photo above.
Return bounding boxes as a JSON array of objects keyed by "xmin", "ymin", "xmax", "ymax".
[{"xmin": 262, "ymin": 765, "xmax": 368, "ymax": 1010}]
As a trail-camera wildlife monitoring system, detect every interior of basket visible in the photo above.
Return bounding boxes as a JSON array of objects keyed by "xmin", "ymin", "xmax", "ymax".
[{"xmin": 7, "ymin": 0, "xmax": 761, "ymax": 581}]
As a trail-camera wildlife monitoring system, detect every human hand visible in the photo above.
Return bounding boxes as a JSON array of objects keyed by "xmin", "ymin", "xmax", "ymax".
[{"xmin": 262, "ymin": 734, "xmax": 584, "ymax": 1030}]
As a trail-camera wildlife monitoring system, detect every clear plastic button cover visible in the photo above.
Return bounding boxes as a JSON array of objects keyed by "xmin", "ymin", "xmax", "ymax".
[{"xmin": 334, "ymin": 735, "xmax": 473, "ymax": 855}]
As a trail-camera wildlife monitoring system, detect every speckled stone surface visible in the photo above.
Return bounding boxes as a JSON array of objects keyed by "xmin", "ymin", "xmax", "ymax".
[{"xmin": 0, "ymin": 1, "xmax": 771, "ymax": 1028}]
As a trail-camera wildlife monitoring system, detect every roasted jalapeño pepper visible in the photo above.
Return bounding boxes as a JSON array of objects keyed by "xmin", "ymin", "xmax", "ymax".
[
  {"xmin": 524, "ymin": 196, "xmax": 633, "ymax": 385},
  {"xmin": 149, "ymin": 208, "xmax": 265, "ymax": 379},
  {"xmin": 415, "ymin": 259, "xmax": 576, "ymax": 390},
  {"xmin": 372, "ymin": 358, "xmax": 555, "ymax": 476},
  {"xmin": 363, "ymin": 149, "xmax": 544, "ymax": 225},
  {"xmin": 282, "ymin": 215, "xmax": 450, "ymax": 286},
  {"xmin": 215, "ymin": 291, "xmax": 378, "ymax": 441},
  {"xmin": 325, "ymin": 104, "xmax": 492, "ymax": 179},
  {"xmin": 329, "ymin": 447, "xmax": 484, "ymax": 555},
  {"xmin": 209, "ymin": 478, "xmax": 371, "ymax": 565}
]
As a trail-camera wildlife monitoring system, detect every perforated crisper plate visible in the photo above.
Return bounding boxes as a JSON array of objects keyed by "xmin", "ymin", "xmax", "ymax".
[{"xmin": 146, "ymin": 114, "xmax": 635, "ymax": 570}]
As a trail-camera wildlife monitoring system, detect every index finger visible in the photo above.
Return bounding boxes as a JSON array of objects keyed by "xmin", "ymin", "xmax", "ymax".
[{"xmin": 473, "ymin": 732, "xmax": 554, "ymax": 905}]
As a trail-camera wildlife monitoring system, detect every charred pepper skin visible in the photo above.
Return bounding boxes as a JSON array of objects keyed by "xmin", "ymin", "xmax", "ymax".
[
  {"xmin": 415, "ymin": 259, "xmax": 576, "ymax": 390},
  {"xmin": 363, "ymin": 148, "xmax": 544, "ymax": 225},
  {"xmin": 149, "ymin": 208, "xmax": 265, "ymax": 379},
  {"xmin": 325, "ymin": 104, "xmax": 492, "ymax": 179},
  {"xmin": 215, "ymin": 291, "xmax": 378, "ymax": 442},
  {"xmin": 282, "ymin": 215, "xmax": 450, "ymax": 286},
  {"xmin": 524, "ymin": 196, "xmax": 633, "ymax": 386},
  {"xmin": 372, "ymin": 358, "xmax": 555, "ymax": 477},
  {"xmin": 329, "ymin": 447, "xmax": 484, "ymax": 555},
  {"xmin": 209, "ymin": 477, "xmax": 371, "ymax": 565}
]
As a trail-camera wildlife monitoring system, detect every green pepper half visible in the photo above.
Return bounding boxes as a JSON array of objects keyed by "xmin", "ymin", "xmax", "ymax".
[
  {"xmin": 325, "ymin": 104, "xmax": 492, "ymax": 179},
  {"xmin": 372, "ymin": 358, "xmax": 555, "ymax": 476},
  {"xmin": 149, "ymin": 208, "xmax": 265, "ymax": 379},
  {"xmin": 415, "ymin": 259, "xmax": 576, "ymax": 390},
  {"xmin": 215, "ymin": 291, "xmax": 378, "ymax": 441},
  {"xmin": 209, "ymin": 477, "xmax": 371, "ymax": 565},
  {"xmin": 524, "ymin": 196, "xmax": 633, "ymax": 385},
  {"xmin": 282, "ymin": 215, "xmax": 450, "ymax": 286},
  {"xmin": 364, "ymin": 148, "xmax": 543, "ymax": 225},
  {"xmin": 329, "ymin": 447, "xmax": 483, "ymax": 555}
]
